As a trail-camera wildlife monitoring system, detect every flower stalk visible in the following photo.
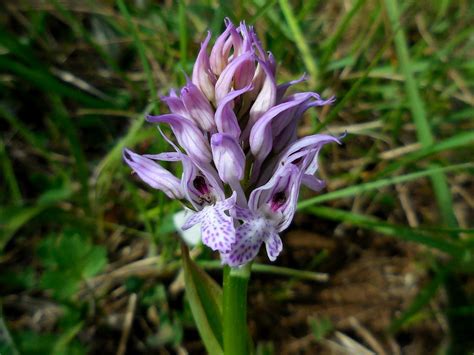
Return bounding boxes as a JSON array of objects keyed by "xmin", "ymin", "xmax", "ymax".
[{"xmin": 223, "ymin": 264, "xmax": 252, "ymax": 355}]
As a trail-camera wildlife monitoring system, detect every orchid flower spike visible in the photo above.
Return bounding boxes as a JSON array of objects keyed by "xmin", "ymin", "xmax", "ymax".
[{"xmin": 124, "ymin": 19, "xmax": 341, "ymax": 267}]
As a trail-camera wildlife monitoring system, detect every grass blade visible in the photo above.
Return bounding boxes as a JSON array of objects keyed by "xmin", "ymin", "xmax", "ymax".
[
  {"xmin": 0, "ymin": 139, "xmax": 22, "ymax": 205},
  {"xmin": 0, "ymin": 105, "xmax": 49, "ymax": 158},
  {"xmin": 390, "ymin": 266, "xmax": 448, "ymax": 332},
  {"xmin": 0, "ymin": 57, "xmax": 111, "ymax": 109},
  {"xmin": 383, "ymin": 0, "xmax": 457, "ymax": 228},
  {"xmin": 0, "ymin": 310, "xmax": 19, "ymax": 355},
  {"xmin": 383, "ymin": 0, "xmax": 433, "ymax": 146},
  {"xmin": 314, "ymin": 35, "xmax": 392, "ymax": 131},
  {"xmin": 93, "ymin": 102, "xmax": 155, "ymax": 196},
  {"xmin": 298, "ymin": 162, "xmax": 474, "ymax": 209},
  {"xmin": 50, "ymin": 96, "xmax": 90, "ymax": 210},
  {"xmin": 116, "ymin": 0, "xmax": 157, "ymax": 99},
  {"xmin": 249, "ymin": 0, "xmax": 277, "ymax": 23},
  {"xmin": 198, "ymin": 261, "xmax": 328, "ymax": 282},
  {"xmin": 278, "ymin": 0, "xmax": 319, "ymax": 85},
  {"xmin": 0, "ymin": 186, "xmax": 73, "ymax": 251},
  {"xmin": 178, "ymin": 0, "xmax": 188, "ymax": 70},
  {"xmin": 380, "ymin": 131, "xmax": 474, "ymax": 177},
  {"xmin": 306, "ymin": 206, "xmax": 465, "ymax": 258},
  {"xmin": 319, "ymin": 0, "xmax": 366, "ymax": 72}
]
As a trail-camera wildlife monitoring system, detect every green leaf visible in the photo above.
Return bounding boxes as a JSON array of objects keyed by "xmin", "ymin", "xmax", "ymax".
[
  {"xmin": 0, "ymin": 267, "xmax": 35, "ymax": 290},
  {"xmin": 0, "ymin": 186, "xmax": 72, "ymax": 251},
  {"xmin": 36, "ymin": 186, "xmax": 73, "ymax": 205},
  {"xmin": 81, "ymin": 246, "xmax": 107, "ymax": 278},
  {"xmin": 0, "ymin": 205, "xmax": 43, "ymax": 251},
  {"xmin": 13, "ymin": 330, "xmax": 86, "ymax": 355},
  {"xmin": 52, "ymin": 321, "xmax": 84, "ymax": 355},
  {"xmin": 40, "ymin": 270, "xmax": 80, "ymax": 300},
  {"xmin": 181, "ymin": 244, "xmax": 224, "ymax": 355},
  {"xmin": 255, "ymin": 341, "xmax": 275, "ymax": 355},
  {"xmin": 309, "ymin": 316, "xmax": 334, "ymax": 342},
  {"xmin": 37, "ymin": 233, "xmax": 107, "ymax": 300}
]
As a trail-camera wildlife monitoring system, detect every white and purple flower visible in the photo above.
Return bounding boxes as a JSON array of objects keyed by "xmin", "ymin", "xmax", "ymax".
[{"xmin": 124, "ymin": 19, "xmax": 340, "ymax": 267}]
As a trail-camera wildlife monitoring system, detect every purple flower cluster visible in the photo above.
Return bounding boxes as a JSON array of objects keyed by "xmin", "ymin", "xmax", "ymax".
[{"xmin": 124, "ymin": 19, "xmax": 340, "ymax": 267}]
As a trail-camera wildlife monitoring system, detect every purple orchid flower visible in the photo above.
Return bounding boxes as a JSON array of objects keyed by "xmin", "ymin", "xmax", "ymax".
[
  {"xmin": 223, "ymin": 163, "xmax": 302, "ymax": 266},
  {"xmin": 182, "ymin": 192, "xmax": 237, "ymax": 253},
  {"xmin": 124, "ymin": 18, "xmax": 341, "ymax": 267},
  {"xmin": 123, "ymin": 149, "xmax": 183, "ymax": 199},
  {"xmin": 179, "ymin": 155, "xmax": 237, "ymax": 254}
]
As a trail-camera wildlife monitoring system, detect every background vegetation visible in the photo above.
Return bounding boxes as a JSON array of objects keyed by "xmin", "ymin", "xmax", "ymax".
[{"xmin": 1, "ymin": 0, "xmax": 473, "ymax": 353}]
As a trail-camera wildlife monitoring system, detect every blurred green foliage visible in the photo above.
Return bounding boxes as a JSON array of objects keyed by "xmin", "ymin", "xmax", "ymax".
[
  {"xmin": 37, "ymin": 231, "xmax": 107, "ymax": 300},
  {"xmin": 0, "ymin": 0, "xmax": 473, "ymax": 353}
]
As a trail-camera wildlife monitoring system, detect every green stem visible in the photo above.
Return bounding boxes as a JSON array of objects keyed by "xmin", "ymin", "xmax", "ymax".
[{"xmin": 223, "ymin": 264, "xmax": 252, "ymax": 355}]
